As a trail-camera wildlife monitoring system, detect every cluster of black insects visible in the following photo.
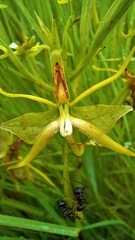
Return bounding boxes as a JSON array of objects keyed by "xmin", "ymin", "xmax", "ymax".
[{"xmin": 56, "ymin": 180, "xmax": 86, "ymax": 220}]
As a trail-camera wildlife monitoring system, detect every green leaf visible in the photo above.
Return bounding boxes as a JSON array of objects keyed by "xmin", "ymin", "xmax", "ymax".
[
  {"xmin": 51, "ymin": 18, "xmax": 60, "ymax": 50},
  {"xmin": 87, "ymin": 0, "xmax": 134, "ymax": 59},
  {"xmin": 61, "ymin": 15, "xmax": 72, "ymax": 66},
  {"xmin": 34, "ymin": 11, "xmax": 53, "ymax": 48},
  {"xmin": 70, "ymin": 105, "xmax": 133, "ymax": 133},
  {"xmin": 0, "ymin": 214, "xmax": 80, "ymax": 237},
  {"xmin": 82, "ymin": 219, "xmax": 130, "ymax": 230},
  {"xmin": 79, "ymin": 0, "xmax": 92, "ymax": 61},
  {"xmin": 0, "ymin": 109, "xmax": 58, "ymax": 144}
]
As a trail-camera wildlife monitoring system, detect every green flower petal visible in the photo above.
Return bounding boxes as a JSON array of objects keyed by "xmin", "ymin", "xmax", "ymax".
[
  {"xmin": 8, "ymin": 119, "xmax": 60, "ymax": 170},
  {"xmin": 70, "ymin": 105, "xmax": 132, "ymax": 133},
  {"xmin": 0, "ymin": 109, "xmax": 58, "ymax": 144},
  {"xmin": 70, "ymin": 116, "xmax": 135, "ymax": 157}
]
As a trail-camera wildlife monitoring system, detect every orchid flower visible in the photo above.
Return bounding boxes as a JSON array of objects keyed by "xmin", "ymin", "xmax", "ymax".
[{"xmin": 1, "ymin": 47, "xmax": 135, "ymax": 171}]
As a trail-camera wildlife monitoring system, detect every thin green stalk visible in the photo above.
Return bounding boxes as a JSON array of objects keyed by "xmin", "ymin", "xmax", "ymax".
[
  {"xmin": 0, "ymin": 88, "xmax": 57, "ymax": 108},
  {"xmin": 63, "ymin": 140, "xmax": 73, "ymax": 200}
]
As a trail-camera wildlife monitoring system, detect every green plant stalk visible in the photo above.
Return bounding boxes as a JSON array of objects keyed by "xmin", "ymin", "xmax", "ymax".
[
  {"xmin": 63, "ymin": 140, "xmax": 74, "ymax": 200},
  {"xmin": 0, "ymin": 88, "xmax": 56, "ymax": 108}
]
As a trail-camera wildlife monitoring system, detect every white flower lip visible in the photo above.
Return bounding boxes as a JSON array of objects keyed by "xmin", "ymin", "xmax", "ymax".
[
  {"xmin": 9, "ymin": 42, "xmax": 18, "ymax": 49},
  {"xmin": 60, "ymin": 118, "xmax": 73, "ymax": 137}
]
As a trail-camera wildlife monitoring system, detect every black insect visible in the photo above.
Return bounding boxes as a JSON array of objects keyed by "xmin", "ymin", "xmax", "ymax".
[
  {"xmin": 74, "ymin": 186, "xmax": 86, "ymax": 211},
  {"xmin": 63, "ymin": 178, "xmax": 87, "ymax": 212},
  {"xmin": 56, "ymin": 199, "xmax": 75, "ymax": 220}
]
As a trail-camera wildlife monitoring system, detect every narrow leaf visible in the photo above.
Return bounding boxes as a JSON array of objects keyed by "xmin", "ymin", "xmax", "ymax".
[
  {"xmin": 71, "ymin": 0, "xmax": 134, "ymax": 79},
  {"xmin": 0, "ymin": 214, "xmax": 80, "ymax": 237},
  {"xmin": 79, "ymin": 0, "xmax": 92, "ymax": 60},
  {"xmin": 51, "ymin": 18, "xmax": 60, "ymax": 50},
  {"xmin": 35, "ymin": 11, "xmax": 52, "ymax": 47},
  {"xmin": 61, "ymin": 15, "xmax": 72, "ymax": 66},
  {"xmin": 82, "ymin": 219, "xmax": 129, "ymax": 230}
]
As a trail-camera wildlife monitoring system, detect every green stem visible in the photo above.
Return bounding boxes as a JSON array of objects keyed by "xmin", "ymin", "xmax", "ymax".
[
  {"xmin": 63, "ymin": 140, "xmax": 84, "ymax": 220},
  {"xmin": 63, "ymin": 139, "xmax": 73, "ymax": 202}
]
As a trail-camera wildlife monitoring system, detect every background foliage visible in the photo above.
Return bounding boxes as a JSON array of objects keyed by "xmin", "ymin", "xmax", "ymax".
[{"xmin": 0, "ymin": 0, "xmax": 135, "ymax": 239}]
